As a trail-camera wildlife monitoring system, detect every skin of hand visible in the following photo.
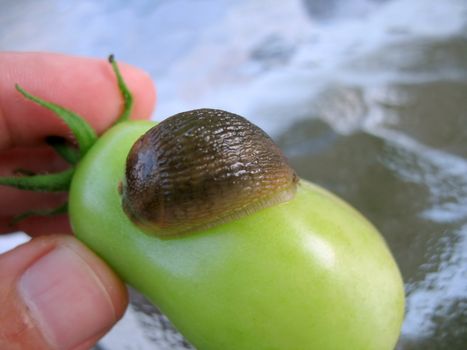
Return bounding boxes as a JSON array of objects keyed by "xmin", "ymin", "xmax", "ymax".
[{"xmin": 0, "ymin": 52, "xmax": 156, "ymax": 350}]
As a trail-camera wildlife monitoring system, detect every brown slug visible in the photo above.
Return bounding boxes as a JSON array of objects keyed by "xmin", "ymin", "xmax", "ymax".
[{"xmin": 121, "ymin": 108, "xmax": 298, "ymax": 236}]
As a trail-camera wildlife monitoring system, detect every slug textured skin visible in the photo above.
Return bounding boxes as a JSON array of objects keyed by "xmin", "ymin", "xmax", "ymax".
[{"xmin": 122, "ymin": 108, "xmax": 298, "ymax": 236}]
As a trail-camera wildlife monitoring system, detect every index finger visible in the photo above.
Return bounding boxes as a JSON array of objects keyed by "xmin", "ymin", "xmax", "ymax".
[{"xmin": 0, "ymin": 52, "xmax": 156, "ymax": 150}]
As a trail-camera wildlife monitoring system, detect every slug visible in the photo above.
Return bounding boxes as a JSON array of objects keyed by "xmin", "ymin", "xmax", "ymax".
[{"xmin": 121, "ymin": 108, "xmax": 299, "ymax": 236}]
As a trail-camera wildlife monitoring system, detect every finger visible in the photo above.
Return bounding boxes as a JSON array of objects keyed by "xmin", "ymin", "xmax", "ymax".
[
  {"xmin": 0, "ymin": 145, "xmax": 67, "ymax": 174},
  {"xmin": 0, "ymin": 52, "xmax": 156, "ymax": 150},
  {"xmin": 0, "ymin": 235, "xmax": 128, "ymax": 349},
  {"xmin": 0, "ymin": 187, "xmax": 67, "ymax": 217},
  {"xmin": 0, "ymin": 214, "xmax": 72, "ymax": 237},
  {"xmin": 0, "ymin": 146, "xmax": 68, "ymax": 218}
]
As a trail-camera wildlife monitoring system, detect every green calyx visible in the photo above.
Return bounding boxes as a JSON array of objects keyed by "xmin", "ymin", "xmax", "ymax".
[
  {"xmin": 109, "ymin": 54, "xmax": 134, "ymax": 124},
  {"xmin": 14, "ymin": 84, "xmax": 98, "ymax": 156},
  {"xmin": 0, "ymin": 168, "xmax": 74, "ymax": 192},
  {"xmin": 0, "ymin": 55, "xmax": 133, "ymax": 223}
]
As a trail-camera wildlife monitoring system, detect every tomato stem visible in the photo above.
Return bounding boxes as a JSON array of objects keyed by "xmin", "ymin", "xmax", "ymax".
[
  {"xmin": 45, "ymin": 136, "xmax": 81, "ymax": 164},
  {"xmin": 0, "ymin": 57, "xmax": 132, "ymax": 224}
]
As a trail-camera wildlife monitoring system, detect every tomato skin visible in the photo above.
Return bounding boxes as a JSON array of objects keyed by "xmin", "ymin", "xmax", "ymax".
[{"xmin": 70, "ymin": 121, "xmax": 404, "ymax": 350}]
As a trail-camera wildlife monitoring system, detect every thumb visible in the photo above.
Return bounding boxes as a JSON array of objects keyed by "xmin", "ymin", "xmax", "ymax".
[{"xmin": 0, "ymin": 235, "xmax": 128, "ymax": 350}]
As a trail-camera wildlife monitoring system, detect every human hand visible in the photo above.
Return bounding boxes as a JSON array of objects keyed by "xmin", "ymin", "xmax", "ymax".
[{"xmin": 0, "ymin": 52, "xmax": 156, "ymax": 349}]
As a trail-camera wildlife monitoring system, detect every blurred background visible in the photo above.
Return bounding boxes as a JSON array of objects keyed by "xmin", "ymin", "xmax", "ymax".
[{"xmin": 1, "ymin": 0, "xmax": 466, "ymax": 349}]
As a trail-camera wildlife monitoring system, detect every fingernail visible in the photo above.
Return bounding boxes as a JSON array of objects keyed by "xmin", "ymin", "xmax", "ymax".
[{"xmin": 19, "ymin": 244, "xmax": 117, "ymax": 350}]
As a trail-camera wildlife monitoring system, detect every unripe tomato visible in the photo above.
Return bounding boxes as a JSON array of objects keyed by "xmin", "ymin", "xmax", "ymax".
[{"xmin": 70, "ymin": 120, "xmax": 404, "ymax": 350}]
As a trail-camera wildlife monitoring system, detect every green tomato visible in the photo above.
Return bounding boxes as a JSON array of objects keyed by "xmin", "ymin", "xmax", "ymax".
[{"xmin": 69, "ymin": 120, "xmax": 404, "ymax": 350}]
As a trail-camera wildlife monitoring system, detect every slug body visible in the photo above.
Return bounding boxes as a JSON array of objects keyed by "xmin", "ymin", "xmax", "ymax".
[{"xmin": 122, "ymin": 109, "xmax": 298, "ymax": 236}]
